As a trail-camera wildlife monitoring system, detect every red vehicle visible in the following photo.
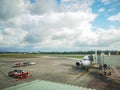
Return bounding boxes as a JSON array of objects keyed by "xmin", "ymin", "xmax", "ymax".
[
  {"xmin": 8, "ymin": 70, "xmax": 29, "ymax": 78},
  {"xmin": 13, "ymin": 62, "xmax": 22, "ymax": 67},
  {"xmin": 13, "ymin": 62, "xmax": 30, "ymax": 67}
]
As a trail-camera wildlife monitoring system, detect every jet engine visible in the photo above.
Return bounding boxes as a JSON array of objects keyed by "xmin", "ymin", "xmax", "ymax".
[{"xmin": 76, "ymin": 61, "xmax": 82, "ymax": 67}]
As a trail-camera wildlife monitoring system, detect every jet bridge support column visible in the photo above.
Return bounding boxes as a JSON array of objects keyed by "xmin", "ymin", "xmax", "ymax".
[
  {"xmin": 101, "ymin": 53, "xmax": 104, "ymax": 71},
  {"xmin": 95, "ymin": 50, "xmax": 98, "ymax": 65}
]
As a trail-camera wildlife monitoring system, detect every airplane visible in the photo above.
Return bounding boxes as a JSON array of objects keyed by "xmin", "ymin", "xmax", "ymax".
[{"xmin": 75, "ymin": 55, "xmax": 94, "ymax": 71}]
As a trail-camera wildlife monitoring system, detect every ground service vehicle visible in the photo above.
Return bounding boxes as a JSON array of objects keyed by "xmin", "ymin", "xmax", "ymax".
[
  {"xmin": 13, "ymin": 62, "xmax": 22, "ymax": 67},
  {"xmin": 8, "ymin": 70, "xmax": 29, "ymax": 78},
  {"xmin": 13, "ymin": 62, "xmax": 36, "ymax": 67}
]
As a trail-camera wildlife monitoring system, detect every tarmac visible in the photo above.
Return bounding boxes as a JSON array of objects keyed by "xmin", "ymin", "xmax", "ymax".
[{"xmin": 0, "ymin": 55, "xmax": 120, "ymax": 90}]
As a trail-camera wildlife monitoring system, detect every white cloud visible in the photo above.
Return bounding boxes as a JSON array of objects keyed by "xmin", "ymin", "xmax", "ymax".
[
  {"xmin": 96, "ymin": 28, "xmax": 120, "ymax": 46},
  {"xmin": 22, "ymin": 11, "xmax": 97, "ymax": 47},
  {"xmin": 23, "ymin": 11, "xmax": 120, "ymax": 50},
  {"xmin": 98, "ymin": 8, "xmax": 105, "ymax": 13},
  {"xmin": 59, "ymin": 0, "xmax": 93, "ymax": 12},
  {"xmin": 0, "ymin": 0, "xmax": 25, "ymax": 21},
  {"xmin": 101, "ymin": 0, "xmax": 112, "ymax": 4},
  {"xmin": 28, "ymin": 0, "xmax": 57, "ymax": 15},
  {"xmin": 108, "ymin": 13, "xmax": 120, "ymax": 21},
  {"xmin": 0, "ymin": 0, "xmax": 120, "ymax": 51},
  {"xmin": 0, "ymin": 27, "xmax": 27, "ymax": 47}
]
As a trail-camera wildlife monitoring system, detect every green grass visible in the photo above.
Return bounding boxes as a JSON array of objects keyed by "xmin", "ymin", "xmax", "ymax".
[
  {"xmin": 0, "ymin": 53, "xmax": 41, "ymax": 58},
  {"xmin": 0, "ymin": 53, "xmax": 85, "ymax": 59},
  {"xmin": 64, "ymin": 55, "xmax": 84, "ymax": 58},
  {"xmin": 54, "ymin": 54, "xmax": 85, "ymax": 59}
]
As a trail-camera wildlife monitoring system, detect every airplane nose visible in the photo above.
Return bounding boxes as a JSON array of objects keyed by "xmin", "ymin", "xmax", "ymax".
[{"xmin": 82, "ymin": 60, "xmax": 91, "ymax": 67}]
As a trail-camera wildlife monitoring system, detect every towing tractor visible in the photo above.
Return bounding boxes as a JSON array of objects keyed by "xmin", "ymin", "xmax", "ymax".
[{"xmin": 8, "ymin": 70, "xmax": 29, "ymax": 78}]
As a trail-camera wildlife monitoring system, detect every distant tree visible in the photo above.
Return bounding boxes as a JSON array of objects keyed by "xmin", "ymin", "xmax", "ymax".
[{"xmin": 104, "ymin": 50, "xmax": 109, "ymax": 55}]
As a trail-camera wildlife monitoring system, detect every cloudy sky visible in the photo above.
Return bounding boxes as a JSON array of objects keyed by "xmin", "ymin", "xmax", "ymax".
[{"xmin": 0, "ymin": 0, "xmax": 120, "ymax": 52}]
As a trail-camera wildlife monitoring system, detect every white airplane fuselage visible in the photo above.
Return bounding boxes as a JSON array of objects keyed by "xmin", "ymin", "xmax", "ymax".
[{"xmin": 76, "ymin": 55, "xmax": 93, "ymax": 69}]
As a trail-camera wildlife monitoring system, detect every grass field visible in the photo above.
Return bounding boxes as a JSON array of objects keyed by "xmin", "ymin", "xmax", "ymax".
[
  {"xmin": 0, "ymin": 53, "xmax": 41, "ymax": 58},
  {"xmin": 0, "ymin": 53, "xmax": 85, "ymax": 59},
  {"xmin": 57, "ymin": 55, "xmax": 85, "ymax": 58}
]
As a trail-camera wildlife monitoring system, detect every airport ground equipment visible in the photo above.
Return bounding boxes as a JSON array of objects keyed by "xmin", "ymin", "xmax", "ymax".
[
  {"xmin": 8, "ymin": 70, "xmax": 29, "ymax": 79},
  {"xmin": 13, "ymin": 62, "xmax": 36, "ymax": 67},
  {"xmin": 102, "ymin": 64, "xmax": 111, "ymax": 76},
  {"xmin": 13, "ymin": 62, "xmax": 22, "ymax": 67}
]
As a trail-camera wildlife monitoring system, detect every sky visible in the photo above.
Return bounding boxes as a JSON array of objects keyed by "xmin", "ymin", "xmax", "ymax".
[{"xmin": 0, "ymin": 0, "xmax": 120, "ymax": 52}]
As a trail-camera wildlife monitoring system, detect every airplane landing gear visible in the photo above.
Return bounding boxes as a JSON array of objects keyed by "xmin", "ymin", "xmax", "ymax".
[
  {"xmin": 103, "ymin": 64, "xmax": 111, "ymax": 76},
  {"xmin": 86, "ymin": 69, "xmax": 89, "ymax": 72}
]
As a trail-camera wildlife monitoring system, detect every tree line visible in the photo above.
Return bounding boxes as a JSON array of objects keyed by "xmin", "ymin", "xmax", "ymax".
[
  {"xmin": 37, "ymin": 50, "xmax": 120, "ymax": 55},
  {"xmin": 0, "ymin": 50, "xmax": 120, "ymax": 55}
]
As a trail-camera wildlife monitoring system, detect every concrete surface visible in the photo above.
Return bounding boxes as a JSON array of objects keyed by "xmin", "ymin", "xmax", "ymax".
[{"xmin": 0, "ymin": 55, "xmax": 120, "ymax": 90}]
